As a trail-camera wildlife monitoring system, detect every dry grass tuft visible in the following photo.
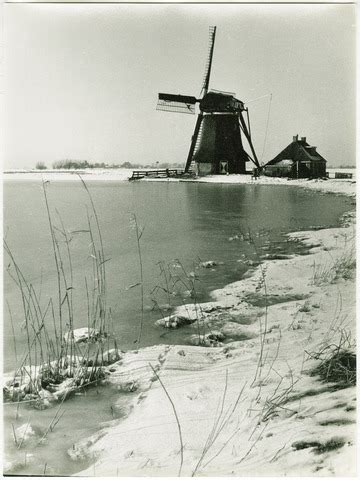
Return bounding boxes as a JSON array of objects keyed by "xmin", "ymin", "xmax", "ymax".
[
  {"xmin": 310, "ymin": 349, "xmax": 356, "ymax": 387},
  {"xmin": 312, "ymin": 249, "xmax": 355, "ymax": 286},
  {"xmin": 308, "ymin": 331, "xmax": 356, "ymax": 387},
  {"xmin": 292, "ymin": 437, "xmax": 346, "ymax": 454}
]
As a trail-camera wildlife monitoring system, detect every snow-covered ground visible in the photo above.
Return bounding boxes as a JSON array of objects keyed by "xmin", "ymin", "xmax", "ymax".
[
  {"xmin": 2, "ymin": 168, "xmax": 134, "ymax": 182},
  {"xmin": 142, "ymin": 172, "xmax": 356, "ymax": 198},
  {"xmin": 327, "ymin": 168, "xmax": 356, "ymax": 177},
  {"xmin": 183, "ymin": 174, "xmax": 357, "ymax": 197},
  {"xmin": 68, "ymin": 186, "xmax": 356, "ymax": 476},
  {"xmin": 3, "ymin": 168, "xmax": 356, "ymax": 476},
  {"xmin": 3, "ymin": 167, "xmax": 356, "ymax": 186},
  {"xmin": 5, "ymin": 168, "xmax": 356, "ymax": 198}
]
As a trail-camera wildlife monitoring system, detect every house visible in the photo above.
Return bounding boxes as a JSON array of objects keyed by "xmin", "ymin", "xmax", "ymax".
[{"xmin": 263, "ymin": 135, "xmax": 327, "ymax": 178}]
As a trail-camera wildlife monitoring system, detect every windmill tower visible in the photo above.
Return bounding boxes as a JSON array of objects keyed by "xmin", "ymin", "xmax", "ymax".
[{"xmin": 157, "ymin": 26, "xmax": 261, "ymax": 175}]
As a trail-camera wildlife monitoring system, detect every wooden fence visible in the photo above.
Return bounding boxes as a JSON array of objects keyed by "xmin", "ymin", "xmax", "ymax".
[{"xmin": 129, "ymin": 169, "xmax": 190, "ymax": 180}]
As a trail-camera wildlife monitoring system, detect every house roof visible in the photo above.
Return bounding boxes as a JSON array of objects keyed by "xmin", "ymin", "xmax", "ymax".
[
  {"xmin": 266, "ymin": 138, "xmax": 326, "ymax": 166},
  {"xmin": 302, "ymin": 146, "xmax": 327, "ymax": 162},
  {"xmin": 266, "ymin": 159, "xmax": 294, "ymax": 168}
]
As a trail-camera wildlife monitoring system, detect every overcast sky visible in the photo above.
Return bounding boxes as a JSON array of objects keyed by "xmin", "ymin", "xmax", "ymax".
[{"xmin": 4, "ymin": 3, "xmax": 356, "ymax": 169}]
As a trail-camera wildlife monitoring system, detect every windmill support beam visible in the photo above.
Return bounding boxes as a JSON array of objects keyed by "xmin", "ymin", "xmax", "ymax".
[{"xmin": 238, "ymin": 112, "xmax": 261, "ymax": 170}]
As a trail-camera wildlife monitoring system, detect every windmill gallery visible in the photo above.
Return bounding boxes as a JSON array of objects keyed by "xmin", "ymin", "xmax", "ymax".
[{"xmin": 131, "ymin": 26, "xmax": 327, "ymax": 180}]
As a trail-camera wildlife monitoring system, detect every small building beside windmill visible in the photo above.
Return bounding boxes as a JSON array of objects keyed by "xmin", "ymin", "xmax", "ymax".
[{"xmin": 263, "ymin": 135, "xmax": 327, "ymax": 179}]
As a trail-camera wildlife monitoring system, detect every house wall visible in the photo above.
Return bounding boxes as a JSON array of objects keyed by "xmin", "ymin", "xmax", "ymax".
[
  {"xmin": 264, "ymin": 159, "xmax": 326, "ymax": 179},
  {"xmin": 310, "ymin": 161, "xmax": 327, "ymax": 178},
  {"xmin": 263, "ymin": 165, "xmax": 293, "ymax": 177},
  {"xmin": 294, "ymin": 148, "xmax": 325, "ymax": 177},
  {"xmin": 297, "ymin": 161, "xmax": 311, "ymax": 178}
]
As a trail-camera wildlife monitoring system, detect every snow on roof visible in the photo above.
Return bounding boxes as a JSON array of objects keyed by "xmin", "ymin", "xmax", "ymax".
[{"xmin": 265, "ymin": 137, "xmax": 327, "ymax": 166}]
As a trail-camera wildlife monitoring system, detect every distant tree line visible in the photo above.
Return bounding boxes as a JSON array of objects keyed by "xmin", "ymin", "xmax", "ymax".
[
  {"xmin": 35, "ymin": 159, "xmax": 185, "ymax": 170},
  {"xmin": 119, "ymin": 161, "xmax": 184, "ymax": 169},
  {"xmin": 51, "ymin": 160, "xmax": 107, "ymax": 169},
  {"xmin": 35, "ymin": 161, "xmax": 47, "ymax": 170},
  {"xmin": 326, "ymin": 164, "xmax": 356, "ymax": 169}
]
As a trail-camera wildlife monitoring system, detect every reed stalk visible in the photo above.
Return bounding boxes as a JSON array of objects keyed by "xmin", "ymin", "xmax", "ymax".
[
  {"xmin": 149, "ymin": 363, "xmax": 184, "ymax": 477},
  {"xmin": 131, "ymin": 214, "xmax": 145, "ymax": 346},
  {"xmin": 4, "ymin": 177, "xmax": 111, "ymax": 406}
]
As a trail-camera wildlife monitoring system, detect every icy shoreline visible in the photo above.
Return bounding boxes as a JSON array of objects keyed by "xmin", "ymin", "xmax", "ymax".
[
  {"xmin": 3, "ymin": 175, "xmax": 356, "ymax": 476},
  {"xmin": 71, "ymin": 195, "xmax": 356, "ymax": 476},
  {"xmin": 3, "ymin": 167, "xmax": 356, "ymax": 194},
  {"xmin": 2, "ymin": 168, "xmax": 134, "ymax": 182}
]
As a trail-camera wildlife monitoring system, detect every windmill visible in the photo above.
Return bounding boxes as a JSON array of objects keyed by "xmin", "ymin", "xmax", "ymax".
[{"xmin": 156, "ymin": 26, "xmax": 261, "ymax": 175}]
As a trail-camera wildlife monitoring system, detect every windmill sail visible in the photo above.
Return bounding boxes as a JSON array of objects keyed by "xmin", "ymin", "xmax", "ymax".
[
  {"xmin": 184, "ymin": 113, "xmax": 204, "ymax": 172},
  {"xmin": 201, "ymin": 26, "xmax": 217, "ymax": 96},
  {"xmin": 183, "ymin": 26, "xmax": 217, "ymax": 172},
  {"xmin": 156, "ymin": 93, "xmax": 197, "ymax": 114}
]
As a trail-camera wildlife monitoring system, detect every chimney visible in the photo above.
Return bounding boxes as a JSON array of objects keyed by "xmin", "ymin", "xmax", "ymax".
[
  {"xmin": 293, "ymin": 135, "xmax": 298, "ymax": 142},
  {"xmin": 301, "ymin": 136, "xmax": 306, "ymax": 143}
]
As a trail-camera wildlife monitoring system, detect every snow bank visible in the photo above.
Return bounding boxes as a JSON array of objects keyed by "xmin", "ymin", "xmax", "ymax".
[
  {"xmin": 2, "ymin": 168, "xmax": 133, "ymax": 182},
  {"xmin": 186, "ymin": 174, "xmax": 356, "ymax": 197},
  {"xmin": 74, "ymin": 209, "xmax": 356, "ymax": 476},
  {"xmin": 3, "ymin": 169, "xmax": 356, "ymax": 199}
]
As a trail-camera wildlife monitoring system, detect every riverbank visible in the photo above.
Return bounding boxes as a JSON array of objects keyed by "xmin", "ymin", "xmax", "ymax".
[
  {"xmin": 2, "ymin": 168, "xmax": 134, "ymax": 182},
  {"xmin": 3, "ymin": 168, "xmax": 356, "ymax": 198},
  {"xmin": 71, "ymin": 195, "xmax": 356, "ymax": 476},
  {"xmin": 3, "ymin": 174, "xmax": 356, "ymax": 476}
]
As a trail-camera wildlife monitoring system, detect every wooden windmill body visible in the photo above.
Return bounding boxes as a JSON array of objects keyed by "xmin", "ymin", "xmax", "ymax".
[{"xmin": 157, "ymin": 27, "xmax": 261, "ymax": 175}]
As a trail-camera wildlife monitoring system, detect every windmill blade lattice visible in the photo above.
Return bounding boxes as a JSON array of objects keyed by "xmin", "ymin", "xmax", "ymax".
[
  {"xmin": 201, "ymin": 26, "xmax": 217, "ymax": 96},
  {"xmin": 156, "ymin": 93, "xmax": 197, "ymax": 114},
  {"xmin": 184, "ymin": 113, "xmax": 204, "ymax": 173}
]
